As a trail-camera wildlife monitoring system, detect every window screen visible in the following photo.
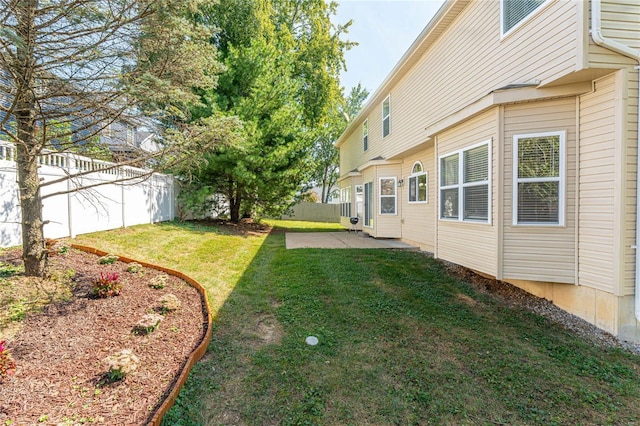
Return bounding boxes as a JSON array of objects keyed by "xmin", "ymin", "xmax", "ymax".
[
  {"xmin": 514, "ymin": 133, "xmax": 563, "ymax": 224},
  {"xmin": 503, "ymin": 0, "xmax": 545, "ymax": 33}
]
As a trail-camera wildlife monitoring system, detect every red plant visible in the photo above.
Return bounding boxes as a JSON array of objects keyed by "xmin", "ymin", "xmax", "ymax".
[
  {"xmin": 94, "ymin": 272, "xmax": 122, "ymax": 298},
  {"xmin": 0, "ymin": 339, "xmax": 17, "ymax": 379}
]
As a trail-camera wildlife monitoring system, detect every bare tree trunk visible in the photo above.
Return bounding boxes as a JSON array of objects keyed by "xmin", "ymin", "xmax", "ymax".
[
  {"xmin": 227, "ymin": 179, "xmax": 242, "ymax": 223},
  {"xmin": 15, "ymin": 0, "xmax": 47, "ymax": 276},
  {"xmin": 16, "ymin": 143, "xmax": 47, "ymax": 276}
]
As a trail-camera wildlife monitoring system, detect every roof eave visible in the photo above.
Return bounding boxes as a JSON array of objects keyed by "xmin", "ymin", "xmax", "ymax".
[{"xmin": 335, "ymin": 0, "xmax": 469, "ymax": 148}]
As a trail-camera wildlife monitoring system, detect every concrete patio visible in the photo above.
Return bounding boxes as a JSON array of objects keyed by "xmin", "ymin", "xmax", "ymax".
[{"xmin": 285, "ymin": 231, "xmax": 418, "ymax": 250}]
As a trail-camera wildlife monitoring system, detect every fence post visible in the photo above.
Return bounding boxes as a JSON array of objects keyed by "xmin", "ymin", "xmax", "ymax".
[
  {"xmin": 67, "ymin": 153, "xmax": 75, "ymax": 238},
  {"xmin": 121, "ymin": 168, "xmax": 126, "ymax": 229}
]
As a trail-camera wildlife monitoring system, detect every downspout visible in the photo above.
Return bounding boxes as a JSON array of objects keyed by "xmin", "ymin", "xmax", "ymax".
[{"xmin": 591, "ymin": 0, "xmax": 640, "ymax": 321}]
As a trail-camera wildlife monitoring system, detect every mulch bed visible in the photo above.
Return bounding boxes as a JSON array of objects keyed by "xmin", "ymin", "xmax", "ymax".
[{"xmin": 0, "ymin": 247, "xmax": 206, "ymax": 425}]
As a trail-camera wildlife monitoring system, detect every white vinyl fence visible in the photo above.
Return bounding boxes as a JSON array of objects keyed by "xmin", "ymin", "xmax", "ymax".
[{"xmin": 0, "ymin": 142, "xmax": 175, "ymax": 248}]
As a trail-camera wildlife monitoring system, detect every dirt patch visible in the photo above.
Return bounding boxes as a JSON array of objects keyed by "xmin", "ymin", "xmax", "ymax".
[
  {"xmin": 441, "ymin": 260, "xmax": 640, "ymax": 353},
  {"xmin": 190, "ymin": 218, "xmax": 271, "ymax": 236},
  {"xmin": 0, "ymin": 246, "xmax": 206, "ymax": 425},
  {"xmin": 242, "ymin": 315, "xmax": 283, "ymax": 347},
  {"xmin": 455, "ymin": 293, "xmax": 479, "ymax": 307}
]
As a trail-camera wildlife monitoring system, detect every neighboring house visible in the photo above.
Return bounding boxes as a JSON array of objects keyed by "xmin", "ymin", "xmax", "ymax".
[
  {"xmin": 307, "ymin": 186, "xmax": 340, "ymax": 204},
  {"xmin": 336, "ymin": 0, "xmax": 640, "ymax": 342},
  {"xmin": 100, "ymin": 118, "xmax": 160, "ymax": 160}
]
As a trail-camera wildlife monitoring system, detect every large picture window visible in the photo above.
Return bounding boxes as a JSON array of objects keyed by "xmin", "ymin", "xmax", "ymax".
[
  {"xmin": 379, "ymin": 177, "xmax": 397, "ymax": 215},
  {"xmin": 340, "ymin": 186, "xmax": 351, "ymax": 218},
  {"xmin": 513, "ymin": 131, "xmax": 565, "ymax": 225},
  {"xmin": 408, "ymin": 162, "xmax": 427, "ymax": 203},
  {"xmin": 382, "ymin": 95, "xmax": 390, "ymax": 138},
  {"xmin": 502, "ymin": 0, "xmax": 545, "ymax": 35},
  {"xmin": 364, "ymin": 182, "xmax": 373, "ymax": 227},
  {"xmin": 439, "ymin": 141, "xmax": 491, "ymax": 222}
]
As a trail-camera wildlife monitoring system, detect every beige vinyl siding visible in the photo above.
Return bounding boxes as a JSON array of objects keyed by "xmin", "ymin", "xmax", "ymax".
[
  {"xmin": 383, "ymin": 0, "xmax": 578, "ymax": 159},
  {"xmin": 624, "ymin": 69, "xmax": 639, "ymax": 295},
  {"xmin": 601, "ymin": 0, "xmax": 640, "ymax": 50},
  {"xmin": 401, "ymin": 148, "xmax": 436, "ymax": 251},
  {"xmin": 588, "ymin": 0, "xmax": 640, "ymax": 67},
  {"xmin": 578, "ymin": 74, "xmax": 616, "ymax": 292},
  {"xmin": 339, "ymin": 111, "xmax": 387, "ymax": 176},
  {"xmin": 339, "ymin": 104, "xmax": 388, "ymax": 176},
  {"xmin": 503, "ymin": 98, "xmax": 576, "ymax": 284},
  {"xmin": 435, "ymin": 110, "xmax": 498, "ymax": 276},
  {"xmin": 339, "ymin": 131, "xmax": 362, "ymax": 177}
]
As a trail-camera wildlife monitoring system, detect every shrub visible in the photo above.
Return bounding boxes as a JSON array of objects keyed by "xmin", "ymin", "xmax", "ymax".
[
  {"xmin": 104, "ymin": 349, "xmax": 139, "ymax": 382},
  {"xmin": 134, "ymin": 313, "xmax": 164, "ymax": 335},
  {"xmin": 98, "ymin": 254, "xmax": 119, "ymax": 265},
  {"xmin": 93, "ymin": 272, "xmax": 121, "ymax": 298},
  {"xmin": 126, "ymin": 262, "xmax": 143, "ymax": 273},
  {"xmin": 148, "ymin": 274, "xmax": 168, "ymax": 290},
  {"xmin": 0, "ymin": 340, "xmax": 17, "ymax": 379},
  {"xmin": 159, "ymin": 294, "xmax": 181, "ymax": 314}
]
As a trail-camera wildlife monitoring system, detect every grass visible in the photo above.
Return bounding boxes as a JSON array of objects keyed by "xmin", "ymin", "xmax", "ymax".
[
  {"xmin": 0, "ymin": 257, "xmax": 75, "ymax": 337},
  {"xmin": 66, "ymin": 220, "xmax": 640, "ymax": 424}
]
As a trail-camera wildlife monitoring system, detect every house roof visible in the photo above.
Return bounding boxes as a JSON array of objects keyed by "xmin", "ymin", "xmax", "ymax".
[{"xmin": 335, "ymin": 0, "xmax": 470, "ymax": 148}]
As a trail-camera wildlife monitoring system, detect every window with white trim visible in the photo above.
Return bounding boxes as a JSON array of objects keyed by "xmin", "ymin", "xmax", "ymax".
[
  {"xmin": 364, "ymin": 182, "xmax": 374, "ymax": 227},
  {"xmin": 502, "ymin": 0, "xmax": 545, "ymax": 35},
  {"xmin": 439, "ymin": 141, "xmax": 491, "ymax": 222},
  {"xmin": 408, "ymin": 162, "xmax": 428, "ymax": 203},
  {"xmin": 379, "ymin": 177, "xmax": 397, "ymax": 215},
  {"xmin": 363, "ymin": 119, "xmax": 369, "ymax": 151},
  {"xmin": 355, "ymin": 184, "xmax": 364, "ymax": 217},
  {"xmin": 340, "ymin": 186, "xmax": 351, "ymax": 217},
  {"xmin": 382, "ymin": 95, "xmax": 390, "ymax": 138},
  {"xmin": 513, "ymin": 131, "xmax": 565, "ymax": 225}
]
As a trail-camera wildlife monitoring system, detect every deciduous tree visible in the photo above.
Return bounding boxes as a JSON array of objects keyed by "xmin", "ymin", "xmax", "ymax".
[
  {"xmin": 0, "ymin": 0, "xmax": 224, "ymax": 276},
  {"xmin": 309, "ymin": 83, "xmax": 369, "ymax": 203}
]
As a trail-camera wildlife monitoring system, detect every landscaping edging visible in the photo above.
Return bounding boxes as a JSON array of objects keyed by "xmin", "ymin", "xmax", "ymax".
[{"xmin": 71, "ymin": 244, "xmax": 212, "ymax": 426}]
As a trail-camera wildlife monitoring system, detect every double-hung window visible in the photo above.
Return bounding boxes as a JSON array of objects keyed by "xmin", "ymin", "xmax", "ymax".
[
  {"xmin": 382, "ymin": 95, "xmax": 390, "ymax": 138},
  {"xmin": 513, "ymin": 131, "xmax": 565, "ymax": 225},
  {"xmin": 363, "ymin": 119, "xmax": 369, "ymax": 151},
  {"xmin": 439, "ymin": 141, "xmax": 491, "ymax": 222},
  {"xmin": 379, "ymin": 177, "xmax": 397, "ymax": 215},
  {"xmin": 340, "ymin": 186, "xmax": 351, "ymax": 217},
  {"xmin": 502, "ymin": 0, "xmax": 546, "ymax": 35},
  {"xmin": 408, "ymin": 162, "xmax": 427, "ymax": 203}
]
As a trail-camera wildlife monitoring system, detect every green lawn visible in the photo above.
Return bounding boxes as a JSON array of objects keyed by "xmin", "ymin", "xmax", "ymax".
[{"xmin": 73, "ymin": 220, "xmax": 640, "ymax": 425}]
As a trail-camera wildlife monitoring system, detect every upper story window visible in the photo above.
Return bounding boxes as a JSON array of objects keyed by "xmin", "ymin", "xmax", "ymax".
[
  {"xmin": 439, "ymin": 141, "xmax": 491, "ymax": 222},
  {"xmin": 502, "ymin": 0, "xmax": 545, "ymax": 35},
  {"xmin": 408, "ymin": 161, "xmax": 428, "ymax": 203},
  {"xmin": 513, "ymin": 131, "xmax": 565, "ymax": 226},
  {"xmin": 363, "ymin": 119, "xmax": 369, "ymax": 151},
  {"xmin": 382, "ymin": 95, "xmax": 390, "ymax": 138}
]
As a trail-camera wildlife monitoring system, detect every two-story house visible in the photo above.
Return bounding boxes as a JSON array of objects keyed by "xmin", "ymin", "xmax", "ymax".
[{"xmin": 336, "ymin": 0, "xmax": 640, "ymax": 342}]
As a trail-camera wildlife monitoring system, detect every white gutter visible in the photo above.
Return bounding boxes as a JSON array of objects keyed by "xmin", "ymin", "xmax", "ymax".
[{"xmin": 591, "ymin": 0, "xmax": 640, "ymax": 321}]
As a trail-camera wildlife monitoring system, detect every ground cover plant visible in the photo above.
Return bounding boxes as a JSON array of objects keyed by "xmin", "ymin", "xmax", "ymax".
[
  {"xmin": 0, "ymin": 247, "xmax": 205, "ymax": 424},
  {"xmin": 71, "ymin": 219, "xmax": 640, "ymax": 425}
]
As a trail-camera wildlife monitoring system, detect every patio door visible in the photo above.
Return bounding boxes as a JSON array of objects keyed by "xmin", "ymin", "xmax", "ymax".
[
  {"xmin": 364, "ymin": 182, "xmax": 373, "ymax": 227},
  {"xmin": 355, "ymin": 184, "xmax": 364, "ymax": 220}
]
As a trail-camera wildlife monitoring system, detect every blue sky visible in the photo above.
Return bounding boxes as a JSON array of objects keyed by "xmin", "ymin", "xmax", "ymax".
[{"xmin": 334, "ymin": 0, "xmax": 446, "ymax": 96}]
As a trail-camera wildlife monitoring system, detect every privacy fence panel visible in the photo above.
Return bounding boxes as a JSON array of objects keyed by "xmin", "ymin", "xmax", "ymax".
[{"xmin": 0, "ymin": 142, "xmax": 176, "ymax": 248}]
